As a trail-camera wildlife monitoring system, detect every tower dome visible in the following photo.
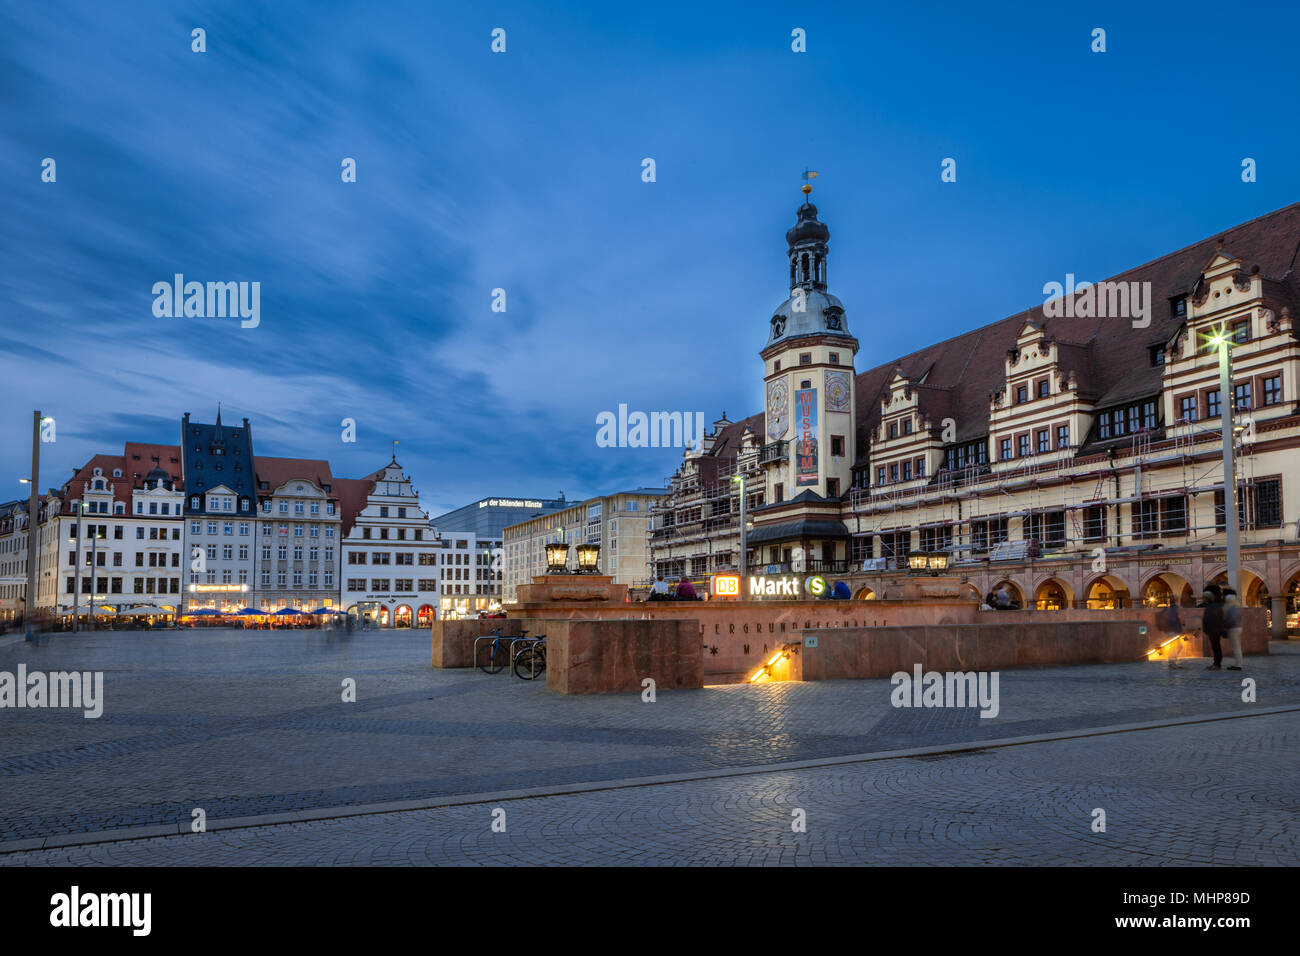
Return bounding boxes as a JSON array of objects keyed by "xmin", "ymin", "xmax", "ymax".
[
  {"xmin": 766, "ymin": 190, "xmax": 852, "ymax": 349},
  {"xmin": 786, "ymin": 202, "xmax": 830, "ymax": 245}
]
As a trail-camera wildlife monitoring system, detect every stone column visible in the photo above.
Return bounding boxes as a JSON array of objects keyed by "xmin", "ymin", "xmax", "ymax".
[{"xmin": 1270, "ymin": 595, "xmax": 1288, "ymax": 641}]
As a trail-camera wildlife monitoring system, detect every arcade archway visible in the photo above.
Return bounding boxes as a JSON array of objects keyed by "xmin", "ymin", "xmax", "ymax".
[
  {"xmin": 1033, "ymin": 577, "xmax": 1073, "ymax": 611},
  {"xmin": 1084, "ymin": 575, "xmax": 1130, "ymax": 609},
  {"xmin": 990, "ymin": 580, "xmax": 1025, "ymax": 608}
]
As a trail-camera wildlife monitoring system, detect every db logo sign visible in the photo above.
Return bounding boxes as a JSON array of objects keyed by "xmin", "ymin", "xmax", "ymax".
[{"xmin": 712, "ymin": 573, "xmax": 741, "ymax": 597}]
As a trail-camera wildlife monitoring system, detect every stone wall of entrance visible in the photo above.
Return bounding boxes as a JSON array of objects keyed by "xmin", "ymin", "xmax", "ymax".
[
  {"xmin": 431, "ymin": 618, "xmax": 525, "ymax": 668},
  {"xmin": 545, "ymin": 619, "xmax": 702, "ymax": 695},
  {"xmin": 794, "ymin": 607, "xmax": 1268, "ymax": 681}
]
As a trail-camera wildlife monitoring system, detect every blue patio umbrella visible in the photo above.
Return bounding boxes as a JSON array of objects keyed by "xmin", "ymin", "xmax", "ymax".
[
  {"xmin": 272, "ymin": 608, "xmax": 302, "ymax": 616},
  {"xmin": 307, "ymin": 607, "xmax": 339, "ymax": 614},
  {"xmin": 189, "ymin": 608, "xmax": 221, "ymax": 616},
  {"xmin": 236, "ymin": 607, "xmax": 261, "ymax": 615}
]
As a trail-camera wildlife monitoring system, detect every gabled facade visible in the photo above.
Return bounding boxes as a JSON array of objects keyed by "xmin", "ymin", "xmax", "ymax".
[
  {"xmin": 180, "ymin": 410, "xmax": 257, "ymax": 611},
  {"xmin": 650, "ymin": 193, "xmax": 1300, "ymax": 632},
  {"xmin": 28, "ymin": 444, "xmax": 184, "ymax": 616},
  {"xmin": 338, "ymin": 458, "xmax": 436, "ymax": 626}
]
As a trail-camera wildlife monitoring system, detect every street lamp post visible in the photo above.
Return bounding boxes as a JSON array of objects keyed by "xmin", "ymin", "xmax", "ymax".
[
  {"xmin": 732, "ymin": 474, "xmax": 746, "ymax": 579},
  {"xmin": 1209, "ymin": 330, "xmax": 1242, "ymax": 597},
  {"xmin": 87, "ymin": 521, "xmax": 100, "ymax": 628},
  {"xmin": 24, "ymin": 411, "xmax": 41, "ymax": 641},
  {"xmin": 72, "ymin": 501, "xmax": 84, "ymax": 633}
]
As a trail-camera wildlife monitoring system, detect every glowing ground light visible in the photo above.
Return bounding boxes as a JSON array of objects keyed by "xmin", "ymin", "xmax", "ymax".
[
  {"xmin": 748, "ymin": 648, "xmax": 790, "ymax": 683},
  {"xmin": 1145, "ymin": 634, "xmax": 1188, "ymax": 659}
]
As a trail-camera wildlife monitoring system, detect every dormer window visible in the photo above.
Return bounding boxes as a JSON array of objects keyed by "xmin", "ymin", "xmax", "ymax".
[
  {"xmin": 1150, "ymin": 346, "xmax": 1166, "ymax": 365},
  {"xmin": 112, "ymin": 468, "xmax": 122, "ymax": 478}
]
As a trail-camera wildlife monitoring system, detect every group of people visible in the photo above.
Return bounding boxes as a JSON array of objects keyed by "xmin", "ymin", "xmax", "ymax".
[
  {"xmin": 981, "ymin": 585, "xmax": 1021, "ymax": 611},
  {"xmin": 648, "ymin": 575, "xmax": 699, "ymax": 601},
  {"xmin": 1157, "ymin": 584, "xmax": 1244, "ymax": 670}
]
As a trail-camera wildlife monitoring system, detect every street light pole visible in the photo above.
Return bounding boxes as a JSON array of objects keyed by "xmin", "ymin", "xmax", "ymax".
[
  {"xmin": 1214, "ymin": 332, "xmax": 1242, "ymax": 595},
  {"xmin": 732, "ymin": 474, "xmax": 747, "ymax": 579},
  {"xmin": 88, "ymin": 521, "xmax": 99, "ymax": 628},
  {"xmin": 72, "ymin": 501, "xmax": 83, "ymax": 633},
  {"xmin": 24, "ymin": 411, "xmax": 41, "ymax": 641}
]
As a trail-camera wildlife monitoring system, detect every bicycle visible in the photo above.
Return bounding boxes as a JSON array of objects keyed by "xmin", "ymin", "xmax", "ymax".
[
  {"xmin": 512, "ymin": 635, "xmax": 547, "ymax": 680},
  {"xmin": 476, "ymin": 627, "xmax": 526, "ymax": 674}
]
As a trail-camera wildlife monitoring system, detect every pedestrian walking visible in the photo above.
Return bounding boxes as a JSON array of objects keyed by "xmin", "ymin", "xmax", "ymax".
[
  {"xmin": 1200, "ymin": 585, "xmax": 1226, "ymax": 670},
  {"xmin": 1222, "ymin": 587, "xmax": 1244, "ymax": 670},
  {"xmin": 1156, "ymin": 602, "xmax": 1187, "ymax": 669}
]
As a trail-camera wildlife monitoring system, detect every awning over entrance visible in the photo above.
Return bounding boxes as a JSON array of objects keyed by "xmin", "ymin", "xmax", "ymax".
[{"xmin": 747, "ymin": 518, "xmax": 850, "ymax": 545}]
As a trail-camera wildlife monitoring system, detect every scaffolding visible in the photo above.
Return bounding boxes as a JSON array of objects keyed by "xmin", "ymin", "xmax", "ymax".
[
  {"xmin": 847, "ymin": 416, "xmax": 1264, "ymax": 562},
  {"xmin": 647, "ymin": 447, "xmax": 762, "ymax": 582}
]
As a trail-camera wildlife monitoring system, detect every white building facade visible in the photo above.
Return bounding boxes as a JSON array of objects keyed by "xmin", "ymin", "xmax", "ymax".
[
  {"xmin": 339, "ymin": 459, "xmax": 437, "ymax": 627},
  {"xmin": 253, "ymin": 459, "xmax": 341, "ymax": 612}
]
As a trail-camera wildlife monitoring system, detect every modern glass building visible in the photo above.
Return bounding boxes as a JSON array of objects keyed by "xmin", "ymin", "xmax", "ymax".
[{"xmin": 430, "ymin": 496, "xmax": 570, "ymax": 539}]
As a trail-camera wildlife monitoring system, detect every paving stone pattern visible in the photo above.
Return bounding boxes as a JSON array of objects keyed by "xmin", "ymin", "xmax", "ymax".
[{"xmin": 0, "ymin": 629, "xmax": 1296, "ymax": 857}]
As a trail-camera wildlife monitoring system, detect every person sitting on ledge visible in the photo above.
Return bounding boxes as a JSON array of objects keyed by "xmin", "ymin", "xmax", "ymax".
[
  {"xmin": 676, "ymin": 576, "xmax": 698, "ymax": 601},
  {"xmin": 650, "ymin": 575, "xmax": 671, "ymax": 601},
  {"xmin": 994, "ymin": 585, "xmax": 1020, "ymax": 611}
]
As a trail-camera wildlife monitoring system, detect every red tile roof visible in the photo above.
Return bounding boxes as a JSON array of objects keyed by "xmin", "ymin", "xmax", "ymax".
[
  {"xmin": 332, "ymin": 476, "xmax": 375, "ymax": 536},
  {"xmin": 59, "ymin": 443, "xmax": 183, "ymax": 515},
  {"xmin": 253, "ymin": 457, "xmax": 336, "ymax": 497}
]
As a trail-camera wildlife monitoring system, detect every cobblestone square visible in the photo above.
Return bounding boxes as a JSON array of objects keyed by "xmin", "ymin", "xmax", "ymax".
[{"xmin": 0, "ymin": 629, "xmax": 1296, "ymax": 865}]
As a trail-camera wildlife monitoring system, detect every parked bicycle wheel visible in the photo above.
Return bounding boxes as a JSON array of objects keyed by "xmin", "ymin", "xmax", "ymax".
[
  {"xmin": 477, "ymin": 639, "xmax": 507, "ymax": 674},
  {"xmin": 513, "ymin": 645, "xmax": 546, "ymax": 680}
]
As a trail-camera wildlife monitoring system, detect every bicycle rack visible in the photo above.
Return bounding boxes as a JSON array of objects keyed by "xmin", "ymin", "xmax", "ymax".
[
  {"xmin": 474, "ymin": 630, "xmax": 525, "ymax": 672},
  {"xmin": 512, "ymin": 635, "xmax": 546, "ymax": 680}
]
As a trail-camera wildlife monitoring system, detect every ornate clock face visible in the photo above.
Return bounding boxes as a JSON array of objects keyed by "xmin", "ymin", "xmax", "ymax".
[
  {"xmin": 826, "ymin": 370, "xmax": 851, "ymax": 413},
  {"xmin": 767, "ymin": 379, "xmax": 789, "ymax": 438}
]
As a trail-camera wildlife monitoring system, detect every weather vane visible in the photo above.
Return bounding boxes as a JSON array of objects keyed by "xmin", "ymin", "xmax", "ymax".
[{"xmin": 802, "ymin": 168, "xmax": 818, "ymax": 198}]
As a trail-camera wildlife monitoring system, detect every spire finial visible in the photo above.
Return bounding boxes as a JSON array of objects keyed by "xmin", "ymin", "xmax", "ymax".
[
  {"xmin": 391, "ymin": 439, "xmax": 399, "ymax": 464},
  {"xmin": 801, "ymin": 168, "xmax": 817, "ymax": 201}
]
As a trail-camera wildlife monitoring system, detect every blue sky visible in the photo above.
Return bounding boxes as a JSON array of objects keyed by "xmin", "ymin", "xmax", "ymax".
[{"xmin": 3, "ymin": 0, "xmax": 1299, "ymax": 514}]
